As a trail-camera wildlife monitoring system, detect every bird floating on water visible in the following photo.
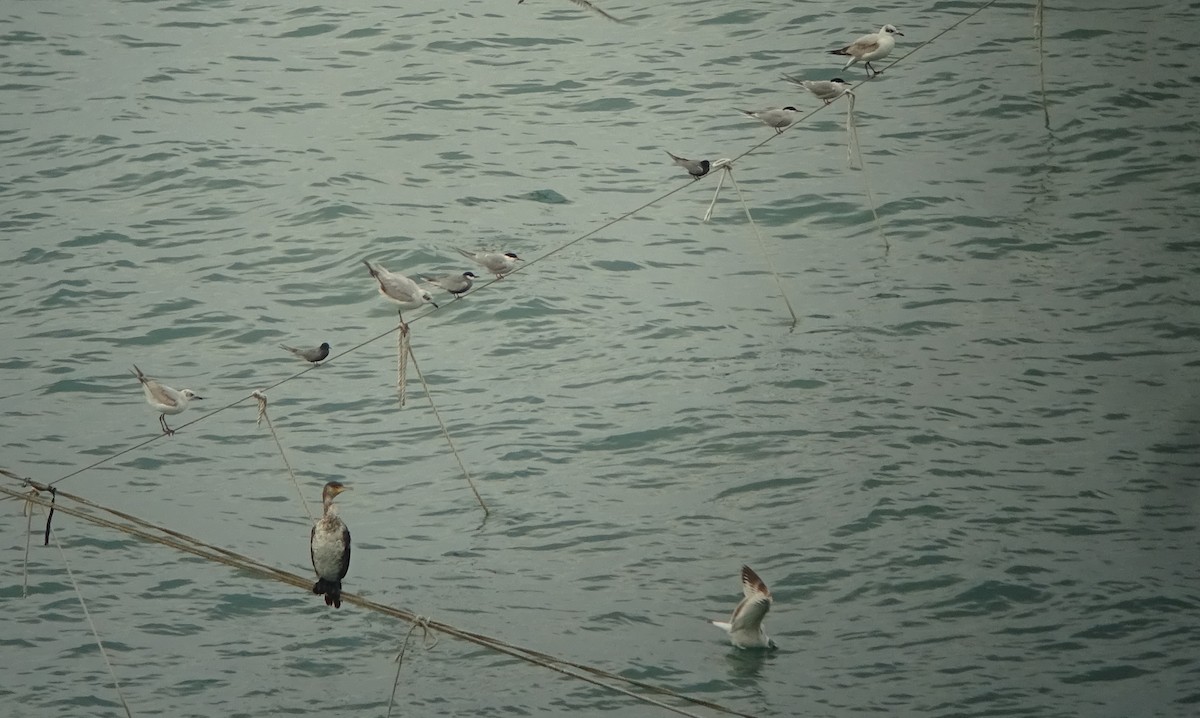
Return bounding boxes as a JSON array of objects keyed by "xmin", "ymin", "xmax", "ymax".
[
  {"xmin": 421, "ymin": 271, "xmax": 478, "ymax": 298},
  {"xmin": 454, "ymin": 248, "xmax": 522, "ymax": 279},
  {"xmin": 781, "ymin": 76, "xmax": 851, "ymax": 104},
  {"xmin": 829, "ymin": 24, "xmax": 903, "ymax": 77},
  {"xmin": 735, "ymin": 107, "xmax": 801, "ymax": 134},
  {"xmin": 281, "ymin": 342, "xmax": 330, "ymax": 364},
  {"xmin": 518, "ymin": 0, "xmax": 626, "ymax": 24},
  {"xmin": 131, "ymin": 365, "xmax": 202, "ymax": 437},
  {"xmin": 311, "ymin": 481, "xmax": 351, "ymax": 609},
  {"xmin": 711, "ymin": 565, "xmax": 777, "ymax": 649}
]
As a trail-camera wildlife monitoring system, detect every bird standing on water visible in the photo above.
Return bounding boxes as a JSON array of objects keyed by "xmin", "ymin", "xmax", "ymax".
[
  {"xmin": 829, "ymin": 24, "xmax": 903, "ymax": 77},
  {"xmin": 711, "ymin": 565, "xmax": 777, "ymax": 649},
  {"xmin": 131, "ymin": 365, "xmax": 202, "ymax": 437},
  {"xmin": 311, "ymin": 481, "xmax": 351, "ymax": 609}
]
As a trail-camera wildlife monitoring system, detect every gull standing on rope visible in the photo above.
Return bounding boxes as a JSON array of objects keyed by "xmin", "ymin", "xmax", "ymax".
[
  {"xmin": 454, "ymin": 248, "xmax": 522, "ymax": 279},
  {"xmin": 364, "ymin": 259, "xmax": 438, "ymax": 325},
  {"xmin": 735, "ymin": 107, "xmax": 801, "ymax": 134},
  {"xmin": 421, "ymin": 271, "xmax": 478, "ymax": 298},
  {"xmin": 281, "ymin": 342, "xmax": 330, "ymax": 364},
  {"xmin": 829, "ymin": 24, "xmax": 903, "ymax": 77},
  {"xmin": 517, "ymin": 0, "xmax": 626, "ymax": 24},
  {"xmin": 131, "ymin": 365, "xmax": 202, "ymax": 437},
  {"xmin": 711, "ymin": 565, "xmax": 777, "ymax": 649},
  {"xmin": 781, "ymin": 76, "xmax": 852, "ymax": 104},
  {"xmin": 311, "ymin": 481, "xmax": 351, "ymax": 609}
]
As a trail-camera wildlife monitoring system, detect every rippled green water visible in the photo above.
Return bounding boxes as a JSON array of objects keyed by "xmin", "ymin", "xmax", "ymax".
[{"xmin": 4, "ymin": 1, "xmax": 1199, "ymax": 716}]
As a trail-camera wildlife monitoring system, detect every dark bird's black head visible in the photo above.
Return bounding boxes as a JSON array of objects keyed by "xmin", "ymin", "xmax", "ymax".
[
  {"xmin": 695, "ymin": 159, "xmax": 711, "ymax": 176},
  {"xmin": 319, "ymin": 342, "xmax": 331, "ymax": 351}
]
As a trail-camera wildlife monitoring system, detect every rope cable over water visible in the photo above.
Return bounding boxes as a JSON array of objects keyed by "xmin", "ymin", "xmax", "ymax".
[
  {"xmin": 34, "ymin": 0, "xmax": 1000, "ymax": 495},
  {"xmin": 3, "ymin": 480, "xmax": 755, "ymax": 718}
]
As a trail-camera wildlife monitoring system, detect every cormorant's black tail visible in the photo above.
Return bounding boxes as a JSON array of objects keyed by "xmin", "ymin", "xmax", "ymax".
[{"xmin": 312, "ymin": 578, "xmax": 343, "ymax": 609}]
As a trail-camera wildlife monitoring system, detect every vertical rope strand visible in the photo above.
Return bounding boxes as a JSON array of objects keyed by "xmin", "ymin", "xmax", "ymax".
[
  {"xmin": 702, "ymin": 167, "xmax": 728, "ymax": 223},
  {"xmin": 847, "ymin": 92, "xmax": 890, "ymax": 254},
  {"xmin": 252, "ymin": 391, "xmax": 315, "ymax": 522},
  {"xmin": 50, "ymin": 529, "xmax": 135, "ymax": 718},
  {"xmin": 404, "ymin": 344, "xmax": 489, "ymax": 517},
  {"xmin": 385, "ymin": 617, "xmax": 438, "ymax": 718},
  {"xmin": 1035, "ymin": 0, "xmax": 1049, "ymax": 129},
  {"xmin": 22, "ymin": 487, "xmax": 37, "ymax": 598},
  {"xmin": 723, "ymin": 168, "xmax": 800, "ymax": 331},
  {"xmin": 397, "ymin": 323, "xmax": 409, "ymax": 408}
]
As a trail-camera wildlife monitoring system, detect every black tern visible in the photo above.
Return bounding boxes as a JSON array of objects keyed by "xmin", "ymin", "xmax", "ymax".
[{"xmin": 281, "ymin": 342, "xmax": 331, "ymax": 363}]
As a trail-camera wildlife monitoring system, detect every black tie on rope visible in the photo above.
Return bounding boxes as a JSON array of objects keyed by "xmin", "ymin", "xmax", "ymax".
[{"xmin": 43, "ymin": 486, "xmax": 57, "ymax": 546}]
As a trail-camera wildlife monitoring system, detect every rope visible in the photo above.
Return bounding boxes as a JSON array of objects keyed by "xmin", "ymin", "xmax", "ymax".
[
  {"xmin": 845, "ymin": 91, "xmax": 890, "ymax": 254},
  {"xmin": 49, "ymin": 526, "xmax": 136, "ymax": 718},
  {"xmin": 1034, "ymin": 0, "xmax": 1049, "ymax": 129},
  {"xmin": 36, "ymin": 1, "xmax": 1002, "ymax": 496},
  {"xmin": 405, "ymin": 344, "xmax": 489, "ymax": 517},
  {"xmin": 3, "ymin": 480, "xmax": 754, "ymax": 718},
  {"xmin": 385, "ymin": 616, "xmax": 438, "ymax": 718},
  {"xmin": 397, "ymin": 320, "xmax": 410, "ymax": 407},
  {"xmin": 253, "ymin": 390, "xmax": 315, "ymax": 522},
  {"xmin": 722, "ymin": 167, "xmax": 800, "ymax": 331}
]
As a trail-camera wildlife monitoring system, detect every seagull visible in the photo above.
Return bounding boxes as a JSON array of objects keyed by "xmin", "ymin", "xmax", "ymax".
[
  {"xmin": 517, "ymin": 0, "xmax": 626, "ymax": 24},
  {"xmin": 454, "ymin": 248, "xmax": 522, "ymax": 279},
  {"xmin": 281, "ymin": 342, "xmax": 330, "ymax": 364},
  {"xmin": 735, "ymin": 107, "xmax": 801, "ymax": 134},
  {"xmin": 131, "ymin": 365, "xmax": 202, "ymax": 437},
  {"xmin": 829, "ymin": 24, "xmax": 903, "ymax": 77},
  {"xmin": 711, "ymin": 565, "xmax": 777, "ymax": 649},
  {"xmin": 364, "ymin": 260, "xmax": 438, "ymax": 324},
  {"xmin": 421, "ymin": 271, "xmax": 478, "ymax": 298},
  {"xmin": 781, "ymin": 76, "xmax": 851, "ymax": 104}
]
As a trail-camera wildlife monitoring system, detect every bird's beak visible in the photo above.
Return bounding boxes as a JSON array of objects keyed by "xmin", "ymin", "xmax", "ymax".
[
  {"xmin": 896, "ymin": 31, "xmax": 905, "ymax": 36},
  {"xmin": 193, "ymin": 395, "xmax": 204, "ymax": 400}
]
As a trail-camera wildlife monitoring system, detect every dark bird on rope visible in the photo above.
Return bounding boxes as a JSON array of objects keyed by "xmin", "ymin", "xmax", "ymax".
[
  {"xmin": 311, "ymin": 481, "xmax": 351, "ymax": 608},
  {"xmin": 665, "ymin": 151, "xmax": 732, "ymax": 180},
  {"xmin": 281, "ymin": 342, "xmax": 330, "ymax": 364}
]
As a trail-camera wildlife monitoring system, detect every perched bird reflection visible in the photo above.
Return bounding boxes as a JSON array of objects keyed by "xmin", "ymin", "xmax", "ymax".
[{"xmin": 311, "ymin": 481, "xmax": 351, "ymax": 608}]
